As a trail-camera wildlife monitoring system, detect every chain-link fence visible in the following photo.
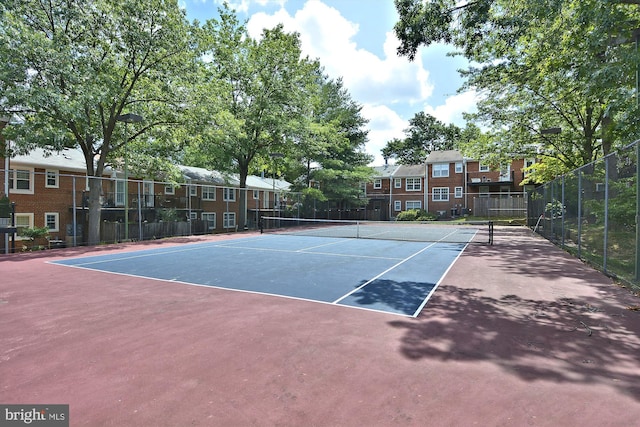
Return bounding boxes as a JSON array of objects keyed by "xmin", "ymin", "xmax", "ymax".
[{"xmin": 529, "ymin": 140, "xmax": 640, "ymax": 285}]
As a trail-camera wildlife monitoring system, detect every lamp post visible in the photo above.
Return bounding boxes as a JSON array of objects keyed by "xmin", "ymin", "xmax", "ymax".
[
  {"xmin": 116, "ymin": 113, "xmax": 143, "ymax": 241},
  {"xmin": 1, "ymin": 117, "xmax": 10, "ymax": 254}
]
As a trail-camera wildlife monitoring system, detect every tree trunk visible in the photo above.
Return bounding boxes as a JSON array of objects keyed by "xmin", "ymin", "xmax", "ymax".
[{"xmin": 87, "ymin": 176, "xmax": 103, "ymax": 246}]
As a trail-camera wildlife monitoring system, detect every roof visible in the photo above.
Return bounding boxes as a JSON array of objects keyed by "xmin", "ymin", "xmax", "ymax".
[
  {"xmin": 371, "ymin": 164, "xmax": 400, "ymax": 178},
  {"xmin": 394, "ymin": 164, "xmax": 426, "ymax": 177},
  {"xmin": 7, "ymin": 147, "xmax": 291, "ymax": 190},
  {"xmin": 180, "ymin": 165, "xmax": 237, "ymax": 186},
  {"xmin": 426, "ymin": 150, "xmax": 464, "ymax": 163},
  {"xmin": 9, "ymin": 147, "xmax": 111, "ymax": 174}
]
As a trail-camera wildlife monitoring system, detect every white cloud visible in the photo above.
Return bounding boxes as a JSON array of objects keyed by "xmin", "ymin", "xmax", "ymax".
[
  {"xmin": 423, "ymin": 91, "xmax": 478, "ymax": 127},
  {"xmin": 361, "ymin": 104, "xmax": 407, "ymax": 165},
  {"xmin": 246, "ymin": 1, "xmax": 437, "ymax": 165}
]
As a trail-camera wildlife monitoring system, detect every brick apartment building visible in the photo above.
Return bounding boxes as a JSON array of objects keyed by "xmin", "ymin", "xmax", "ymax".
[
  {"xmin": 364, "ymin": 150, "xmax": 535, "ymax": 220},
  {"xmin": 0, "ymin": 147, "xmax": 289, "ymax": 251}
]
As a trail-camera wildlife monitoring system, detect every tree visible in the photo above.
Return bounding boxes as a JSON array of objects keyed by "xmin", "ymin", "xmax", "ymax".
[
  {"xmin": 0, "ymin": 0, "xmax": 197, "ymax": 245},
  {"xmin": 394, "ymin": 0, "xmax": 640, "ymax": 175},
  {"xmin": 185, "ymin": 5, "xmax": 315, "ymax": 228},
  {"xmin": 382, "ymin": 112, "xmax": 460, "ymax": 164},
  {"xmin": 284, "ymin": 73, "xmax": 373, "ymax": 217}
]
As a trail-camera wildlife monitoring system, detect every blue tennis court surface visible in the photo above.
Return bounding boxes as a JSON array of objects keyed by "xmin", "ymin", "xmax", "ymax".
[{"xmin": 50, "ymin": 234, "xmax": 469, "ymax": 317}]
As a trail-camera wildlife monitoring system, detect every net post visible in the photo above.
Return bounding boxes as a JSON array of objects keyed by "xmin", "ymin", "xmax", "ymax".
[{"xmin": 489, "ymin": 220, "xmax": 494, "ymax": 245}]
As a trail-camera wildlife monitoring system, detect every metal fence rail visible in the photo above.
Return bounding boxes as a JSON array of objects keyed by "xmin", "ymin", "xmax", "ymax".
[{"xmin": 529, "ymin": 139, "xmax": 640, "ymax": 286}]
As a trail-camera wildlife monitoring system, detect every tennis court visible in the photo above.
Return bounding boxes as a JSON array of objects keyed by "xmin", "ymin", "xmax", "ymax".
[
  {"xmin": 2, "ymin": 225, "xmax": 640, "ymax": 427},
  {"xmin": 50, "ymin": 219, "xmax": 491, "ymax": 316}
]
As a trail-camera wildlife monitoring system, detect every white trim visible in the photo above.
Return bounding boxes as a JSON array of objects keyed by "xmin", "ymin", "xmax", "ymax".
[
  {"xmin": 44, "ymin": 212, "xmax": 60, "ymax": 232},
  {"xmin": 45, "ymin": 169, "xmax": 59, "ymax": 188}
]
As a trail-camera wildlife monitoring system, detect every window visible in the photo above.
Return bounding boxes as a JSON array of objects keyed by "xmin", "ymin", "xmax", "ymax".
[
  {"xmin": 373, "ymin": 178, "xmax": 382, "ymax": 189},
  {"xmin": 432, "ymin": 163, "xmax": 449, "ymax": 178},
  {"xmin": 595, "ymin": 183, "xmax": 605, "ymax": 192},
  {"xmin": 406, "ymin": 201, "xmax": 421, "ymax": 210},
  {"xmin": 202, "ymin": 186, "xmax": 216, "ymax": 201},
  {"xmin": 524, "ymin": 158, "xmax": 536, "ymax": 177},
  {"xmin": 455, "ymin": 162, "xmax": 463, "ymax": 173},
  {"xmin": 164, "ymin": 184, "xmax": 175, "ymax": 195},
  {"xmin": 223, "ymin": 212, "xmax": 236, "ymax": 229},
  {"xmin": 455, "ymin": 187, "xmax": 463, "ymax": 198},
  {"xmin": 223, "ymin": 188, "xmax": 235, "ymax": 202},
  {"xmin": 45, "ymin": 170, "xmax": 59, "ymax": 188},
  {"xmin": 143, "ymin": 181, "xmax": 154, "ymax": 207},
  {"xmin": 263, "ymin": 191, "xmax": 269, "ymax": 209},
  {"xmin": 432, "ymin": 187, "xmax": 449, "ymax": 201},
  {"xmin": 115, "ymin": 179, "xmax": 125, "ymax": 206},
  {"xmin": 202, "ymin": 212, "xmax": 216, "ymax": 231},
  {"xmin": 406, "ymin": 178, "xmax": 421, "ymax": 191},
  {"xmin": 15, "ymin": 213, "xmax": 33, "ymax": 238},
  {"xmin": 9, "ymin": 168, "xmax": 34, "ymax": 194},
  {"xmin": 394, "ymin": 178, "xmax": 401, "ymax": 188},
  {"xmin": 479, "ymin": 164, "xmax": 490, "ymax": 172},
  {"xmin": 189, "ymin": 212, "xmax": 197, "ymax": 220},
  {"xmin": 394, "ymin": 200, "xmax": 402, "ymax": 211},
  {"xmin": 253, "ymin": 190, "xmax": 259, "ymax": 199},
  {"xmin": 45, "ymin": 212, "xmax": 59, "ymax": 232},
  {"xmin": 189, "ymin": 184, "xmax": 197, "ymax": 197}
]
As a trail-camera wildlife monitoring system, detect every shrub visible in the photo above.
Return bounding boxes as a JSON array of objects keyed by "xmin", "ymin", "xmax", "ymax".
[{"xmin": 396, "ymin": 209, "xmax": 437, "ymax": 221}]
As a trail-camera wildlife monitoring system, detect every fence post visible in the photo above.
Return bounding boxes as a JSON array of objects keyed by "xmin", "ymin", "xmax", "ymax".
[
  {"xmin": 72, "ymin": 176, "xmax": 77, "ymax": 247},
  {"xmin": 604, "ymin": 155, "xmax": 610, "ymax": 274},
  {"xmin": 561, "ymin": 176, "xmax": 565, "ymax": 247},
  {"xmin": 636, "ymin": 141, "xmax": 640, "ymax": 281},
  {"xmin": 577, "ymin": 170, "xmax": 582, "ymax": 259}
]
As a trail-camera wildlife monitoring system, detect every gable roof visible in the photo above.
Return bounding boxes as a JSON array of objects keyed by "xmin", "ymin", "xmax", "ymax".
[
  {"xmin": 426, "ymin": 150, "xmax": 464, "ymax": 163},
  {"xmin": 371, "ymin": 164, "xmax": 400, "ymax": 178},
  {"xmin": 394, "ymin": 164, "xmax": 426, "ymax": 177}
]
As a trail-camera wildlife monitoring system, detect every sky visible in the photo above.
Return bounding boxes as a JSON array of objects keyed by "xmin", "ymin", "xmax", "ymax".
[{"xmin": 180, "ymin": 0, "xmax": 477, "ymax": 165}]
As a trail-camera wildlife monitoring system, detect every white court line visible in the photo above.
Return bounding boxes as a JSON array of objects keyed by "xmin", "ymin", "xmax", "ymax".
[
  {"xmin": 48, "ymin": 262, "xmax": 418, "ymax": 318},
  {"xmin": 331, "ymin": 228, "xmax": 462, "ymax": 305},
  {"xmin": 409, "ymin": 242, "xmax": 469, "ymax": 318}
]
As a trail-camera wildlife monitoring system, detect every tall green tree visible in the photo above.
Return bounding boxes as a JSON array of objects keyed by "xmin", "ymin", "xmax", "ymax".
[
  {"xmin": 0, "ymin": 0, "xmax": 197, "ymax": 244},
  {"xmin": 186, "ymin": 5, "xmax": 315, "ymax": 228},
  {"xmin": 382, "ymin": 112, "xmax": 460, "ymax": 164},
  {"xmin": 393, "ymin": 0, "xmax": 640, "ymax": 175},
  {"xmin": 281, "ymin": 72, "xmax": 372, "ymax": 217}
]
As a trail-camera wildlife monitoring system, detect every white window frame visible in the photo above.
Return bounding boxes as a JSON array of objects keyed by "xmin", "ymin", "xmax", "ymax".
[
  {"xmin": 164, "ymin": 184, "xmax": 175, "ymax": 195},
  {"xmin": 202, "ymin": 212, "xmax": 216, "ymax": 230},
  {"xmin": 9, "ymin": 168, "xmax": 35, "ymax": 195},
  {"xmin": 455, "ymin": 162, "xmax": 463, "ymax": 174},
  {"xmin": 45, "ymin": 169, "xmax": 59, "ymax": 188},
  {"xmin": 406, "ymin": 178, "xmax": 421, "ymax": 191},
  {"xmin": 432, "ymin": 163, "xmax": 449, "ymax": 178},
  {"xmin": 223, "ymin": 212, "xmax": 236, "ymax": 229},
  {"xmin": 406, "ymin": 200, "xmax": 422, "ymax": 210},
  {"xmin": 253, "ymin": 190, "xmax": 259, "ymax": 199},
  {"xmin": 394, "ymin": 178, "xmax": 401, "ymax": 188},
  {"xmin": 189, "ymin": 184, "xmax": 198, "ymax": 197},
  {"xmin": 432, "ymin": 187, "xmax": 449, "ymax": 201},
  {"xmin": 115, "ymin": 179, "xmax": 125, "ymax": 206},
  {"xmin": 45, "ymin": 212, "xmax": 60, "ymax": 232},
  {"xmin": 454, "ymin": 187, "xmax": 463, "ymax": 198},
  {"xmin": 394, "ymin": 200, "xmax": 402, "ymax": 211},
  {"xmin": 14, "ymin": 213, "xmax": 34, "ymax": 239},
  {"xmin": 223, "ymin": 187, "xmax": 236, "ymax": 202},
  {"xmin": 263, "ymin": 191, "xmax": 269, "ymax": 209},
  {"xmin": 373, "ymin": 178, "xmax": 382, "ymax": 189},
  {"xmin": 202, "ymin": 186, "xmax": 216, "ymax": 201},
  {"xmin": 143, "ymin": 181, "xmax": 154, "ymax": 207},
  {"xmin": 479, "ymin": 164, "xmax": 490, "ymax": 172}
]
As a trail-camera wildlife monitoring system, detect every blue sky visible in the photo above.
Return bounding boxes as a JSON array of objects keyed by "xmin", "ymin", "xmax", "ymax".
[{"xmin": 181, "ymin": 0, "xmax": 476, "ymax": 165}]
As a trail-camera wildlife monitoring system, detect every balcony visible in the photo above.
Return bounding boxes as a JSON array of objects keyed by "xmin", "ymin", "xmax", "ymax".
[{"xmin": 467, "ymin": 170, "xmax": 514, "ymax": 186}]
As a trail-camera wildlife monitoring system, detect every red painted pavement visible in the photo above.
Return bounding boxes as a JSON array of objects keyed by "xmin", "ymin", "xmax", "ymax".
[{"xmin": 1, "ymin": 228, "xmax": 639, "ymax": 426}]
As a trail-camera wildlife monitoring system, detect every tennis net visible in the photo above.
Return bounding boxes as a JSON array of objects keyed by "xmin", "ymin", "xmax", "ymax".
[{"xmin": 260, "ymin": 216, "xmax": 493, "ymax": 245}]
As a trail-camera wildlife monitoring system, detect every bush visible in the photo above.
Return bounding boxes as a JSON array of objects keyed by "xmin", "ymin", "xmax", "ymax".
[{"xmin": 396, "ymin": 209, "xmax": 437, "ymax": 221}]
